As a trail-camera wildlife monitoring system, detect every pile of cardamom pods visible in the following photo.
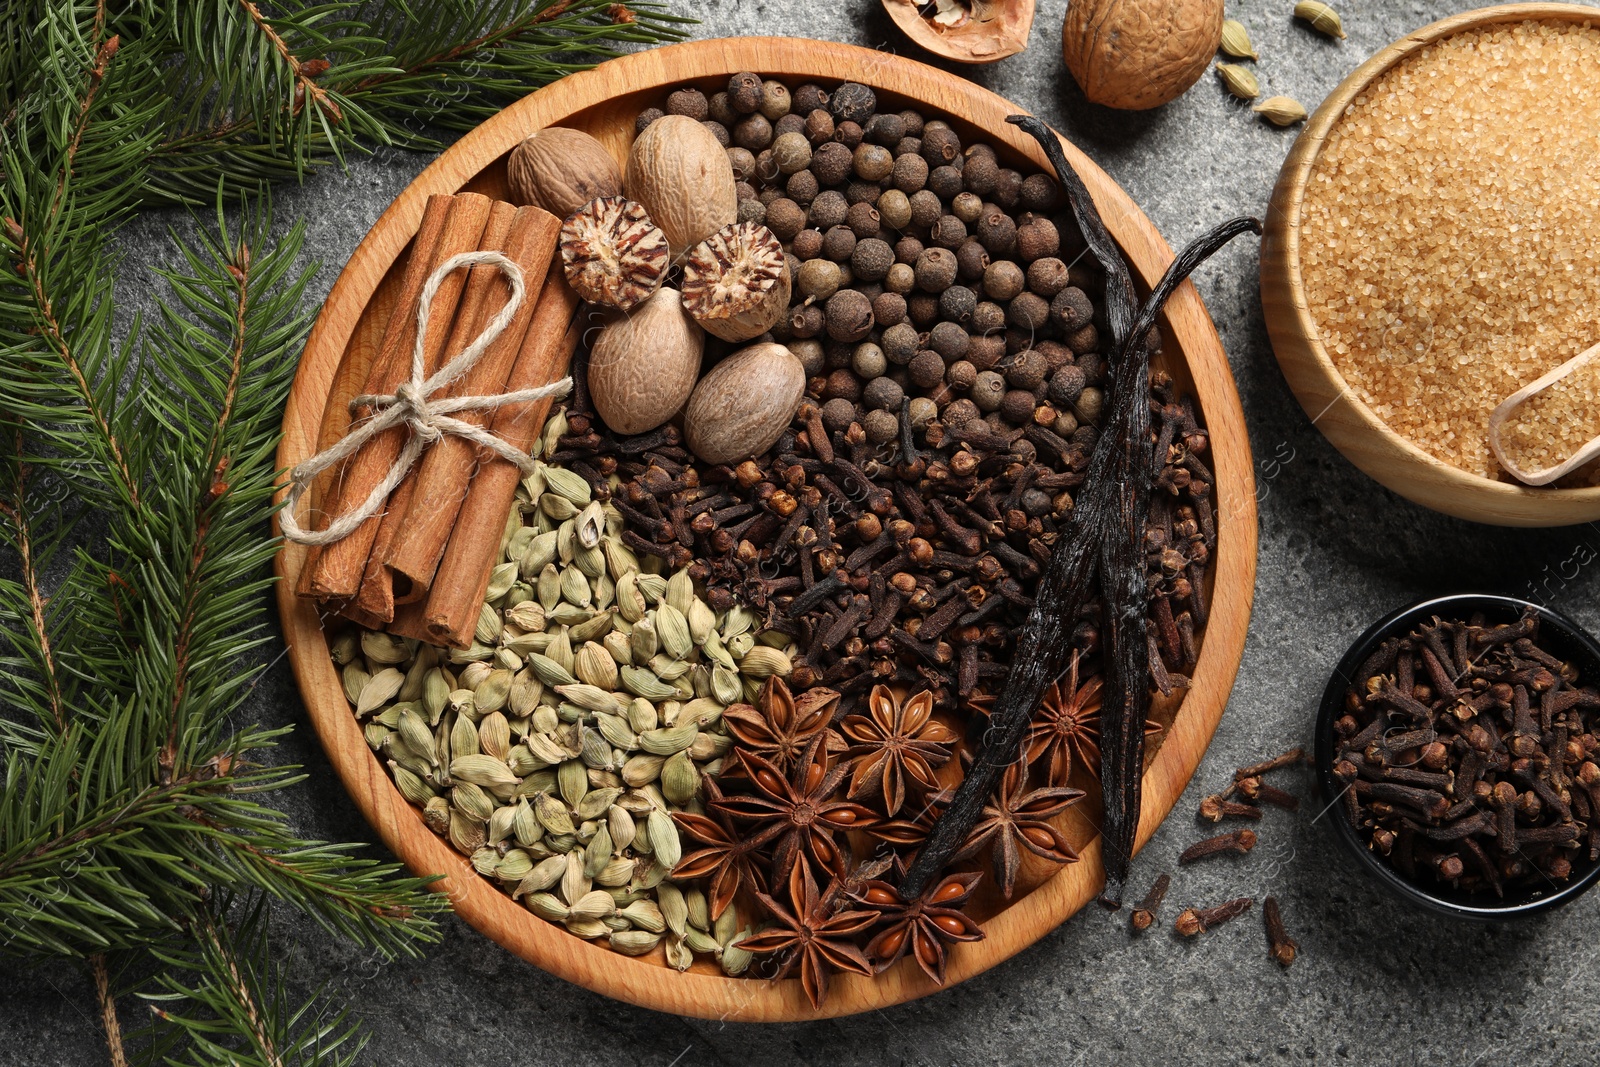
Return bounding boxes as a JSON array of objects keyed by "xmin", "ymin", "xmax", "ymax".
[{"xmin": 337, "ymin": 412, "xmax": 790, "ymax": 974}]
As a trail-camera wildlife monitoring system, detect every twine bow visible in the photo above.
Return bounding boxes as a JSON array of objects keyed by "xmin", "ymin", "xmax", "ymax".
[{"xmin": 280, "ymin": 250, "xmax": 572, "ymax": 546}]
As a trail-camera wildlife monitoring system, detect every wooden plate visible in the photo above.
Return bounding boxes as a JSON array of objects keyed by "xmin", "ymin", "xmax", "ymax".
[
  {"xmin": 1260, "ymin": 4, "xmax": 1600, "ymax": 526},
  {"xmin": 274, "ymin": 37, "xmax": 1257, "ymax": 1021}
]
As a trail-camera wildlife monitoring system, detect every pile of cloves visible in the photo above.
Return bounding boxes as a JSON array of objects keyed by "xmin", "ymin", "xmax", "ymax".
[{"xmin": 1334, "ymin": 609, "xmax": 1600, "ymax": 897}]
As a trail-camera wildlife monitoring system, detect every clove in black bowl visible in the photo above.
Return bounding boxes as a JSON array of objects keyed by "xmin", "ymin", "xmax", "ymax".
[{"xmin": 1315, "ymin": 593, "xmax": 1600, "ymax": 920}]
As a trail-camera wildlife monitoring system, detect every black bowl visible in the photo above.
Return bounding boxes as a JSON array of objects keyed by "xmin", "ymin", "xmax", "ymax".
[{"xmin": 1315, "ymin": 593, "xmax": 1600, "ymax": 920}]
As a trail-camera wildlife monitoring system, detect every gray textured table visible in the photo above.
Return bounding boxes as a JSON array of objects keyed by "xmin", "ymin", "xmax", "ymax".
[{"xmin": 9, "ymin": 2, "xmax": 1600, "ymax": 1063}]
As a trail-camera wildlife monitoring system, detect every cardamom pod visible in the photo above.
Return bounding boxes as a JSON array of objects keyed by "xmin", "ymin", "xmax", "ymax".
[
  {"xmin": 513, "ymin": 799, "xmax": 545, "ymax": 848},
  {"xmin": 526, "ymin": 891, "xmax": 570, "ymax": 922},
  {"xmin": 614, "ymin": 571, "xmax": 646, "ymax": 623},
  {"xmin": 555, "ymin": 682, "xmax": 621, "ymax": 716},
  {"xmin": 355, "ymin": 668, "xmax": 404, "ymax": 716},
  {"xmin": 664, "ymin": 933, "xmax": 694, "ymax": 971},
  {"xmin": 610, "ymin": 929, "xmax": 662, "ymax": 956},
  {"xmin": 720, "ymin": 930, "xmax": 754, "ymax": 976},
  {"xmin": 602, "ymin": 630, "xmax": 634, "ymax": 669},
  {"xmin": 449, "ymin": 808, "xmax": 487, "ymax": 854},
  {"xmin": 388, "ymin": 761, "xmax": 435, "ymax": 806},
  {"xmin": 567, "ymin": 609, "xmax": 613, "ymax": 644},
  {"xmin": 484, "ymin": 561, "xmax": 519, "ymax": 603},
  {"xmin": 714, "ymin": 903, "xmax": 739, "ymax": 944},
  {"xmin": 422, "ymin": 795, "xmax": 450, "ymax": 835},
  {"xmin": 330, "ymin": 630, "xmax": 360, "ymax": 666},
  {"xmin": 573, "ymin": 641, "xmax": 619, "ymax": 691},
  {"xmin": 362, "ymin": 722, "xmax": 390, "ymax": 751},
  {"xmin": 527, "ymin": 652, "xmax": 578, "ymax": 688},
  {"xmin": 608, "ymin": 805, "xmax": 637, "ymax": 851},
  {"xmin": 639, "ymin": 722, "xmax": 698, "ymax": 756},
  {"xmin": 559, "ymin": 564, "xmax": 592, "ymax": 608},
  {"xmin": 579, "ymin": 723, "xmax": 616, "ymax": 770},
  {"xmin": 1254, "ymin": 95, "xmax": 1308, "ymax": 126},
  {"xmin": 540, "ymin": 492, "xmax": 578, "ymax": 522},
  {"xmin": 592, "ymin": 572, "xmax": 615, "ymax": 612},
  {"xmin": 474, "ymin": 668, "xmax": 513, "ymax": 713},
  {"xmin": 655, "ymin": 603, "xmax": 693, "ymax": 661},
  {"xmin": 683, "ymin": 925, "xmax": 720, "ymax": 955},
  {"xmin": 594, "ymin": 712, "xmax": 638, "ymax": 752},
  {"xmin": 710, "ymin": 663, "xmax": 743, "ymax": 706},
  {"xmin": 458, "ymin": 659, "xmax": 493, "ymax": 690},
  {"xmin": 737, "ymin": 645, "xmax": 791, "ymax": 679},
  {"xmin": 536, "ymin": 563, "xmax": 562, "ymax": 611},
  {"xmin": 361, "ymin": 630, "xmax": 410, "ymax": 665},
  {"xmin": 636, "ymin": 572, "xmax": 667, "ymax": 606},
  {"xmin": 1217, "ymin": 63, "xmax": 1260, "ymax": 100},
  {"xmin": 508, "ymin": 671, "xmax": 543, "ymax": 717},
  {"xmin": 496, "ymin": 848, "xmax": 534, "ymax": 882},
  {"xmin": 451, "ymin": 781, "xmax": 495, "ymax": 822},
  {"xmin": 396, "ymin": 707, "xmax": 437, "ymax": 764},
  {"xmin": 1220, "ymin": 18, "xmax": 1259, "ymax": 59},
  {"xmin": 626, "ymin": 696, "xmax": 658, "ymax": 734},
  {"xmin": 575, "ymin": 786, "xmax": 623, "ymax": 822},
  {"xmin": 516, "ymin": 855, "xmax": 566, "ymax": 897},
  {"xmin": 470, "ymin": 847, "xmax": 500, "ymax": 877},
  {"xmin": 726, "ymin": 632, "xmax": 755, "ymax": 660},
  {"xmin": 533, "ymin": 791, "xmax": 575, "ymax": 837},
  {"xmin": 575, "ymin": 500, "xmax": 606, "ymax": 549},
  {"xmin": 540, "ymin": 410, "xmax": 568, "ymax": 458},
  {"xmin": 656, "ymin": 882, "xmax": 688, "ymax": 936},
  {"xmin": 487, "ymin": 804, "xmax": 519, "ymax": 846},
  {"xmin": 450, "ymin": 754, "xmax": 519, "ymax": 789},
  {"xmin": 622, "ymin": 752, "xmax": 666, "ymax": 787},
  {"xmin": 1293, "ymin": 1, "xmax": 1345, "ymax": 38},
  {"xmin": 660, "ymin": 751, "xmax": 699, "ymax": 805},
  {"xmin": 583, "ymin": 822, "xmax": 613, "ymax": 878},
  {"xmin": 562, "ymin": 851, "xmax": 594, "ymax": 906},
  {"xmin": 558, "ymin": 758, "xmax": 589, "ymax": 807},
  {"xmin": 684, "ymin": 887, "xmax": 709, "ymax": 931},
  {"xmin": 648, "ymin": 808, "xmax": 681, "ymax": 869},
  {"xmin": 544, "ymin": 629, "xmax": 574, "ymax": 673},
  {"xmin": 542, "ymin": 465, "xmax": 592, "ymax": 506},
  {"xmin": 478, "ymin": 711, "xmax": 511, "ymax": 761}
]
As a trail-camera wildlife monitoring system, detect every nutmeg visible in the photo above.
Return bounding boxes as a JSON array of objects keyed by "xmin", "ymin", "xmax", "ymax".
[
  {"xmin": 625, "ymin": 115, "xmax": 738, "ymax": 259},
  {"xmin": 587, "ymin": 287, "xmax": 704, "ymax": 436},
  {"xmin": 506, "ymin": 127, "xmax": 623, "ymax": 219},
  {"xmin": 683, "ymin": 342, "xmax": 806, "ymax": 464},
  {"xmin": 680, "ymin": 221, "xmax": 792, "ymax": 342}
]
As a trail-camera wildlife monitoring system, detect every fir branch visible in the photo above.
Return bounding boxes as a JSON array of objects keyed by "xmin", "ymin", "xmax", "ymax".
[{"xmin": 91, "ymin": 952, "xmax": 132, "ymax": 1067}]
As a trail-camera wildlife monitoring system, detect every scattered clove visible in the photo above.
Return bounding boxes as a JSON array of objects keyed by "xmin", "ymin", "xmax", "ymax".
[
  {"xmin": 1178, "ymin": 828, "xmax": 1257, "ymax": 865},
  {"xmin": 1175, "ymin": 897, "xmax": 1253, "ymax": 937},
  {"xmin": 1263, "ymin": 895, "xmax": 1297, "ymax": 967},
  {"xmin": 1129, "ymin": 872, "xmax": 1171, "ymax": 932}
]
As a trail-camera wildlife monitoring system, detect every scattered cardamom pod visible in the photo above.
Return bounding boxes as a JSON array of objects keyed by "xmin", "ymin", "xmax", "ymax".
[
  {"xmin": 1254, "ymin": 95, "xmax": 1309, "ymax": 126},
  {"xmin": 1216, "ymin": 63, "xmax": 1260, "ymax": 101},
  {"xmin": 1220, "ymin": 18, "xmax": 1259, "ymax": 60},
  {"xmin": 1293, "ymin": 0, "xmax": 1346, "ymax": 39}
]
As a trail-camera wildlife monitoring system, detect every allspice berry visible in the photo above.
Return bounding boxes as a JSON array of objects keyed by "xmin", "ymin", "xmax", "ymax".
[
  {"xmin": 1027, "ymin": 257, "xmax": 1070, "ymax": 298},
  {"xmin": 846, "ymin": 201, "xmax": 881, "ymax": 238},
  {"xmin": 811, "ymin": 141, "xmax": 854, "ymax": 186},
  {"xmin": 854, "ymin": 143, "xmax": 894, "ymax": 182},
  {"xmin": 765, "ymin": 198, "xmax": 805, "ymax": 241},
  {"xmin": 833, "ymin": 120, "xmax": 864, "ymax": 150},
  {"xmin": 822, "ymin": 368, "xmax": 861, "ymax": 402},
  {"xmin": 968, "ymin": 334, "xmax": 1005, "ymax": 371},
  {"xmin": 1077, "ymin": 386, "xmax": 1105, "ymax": 424},
  {"xmin": 927, "ymin": 165, "xmax": 964, "ymax": 202},
  {"xmin": 884, "ymin": 262, "xmax": 916, "ymax": 295},
  {"xmin": 728, "ymin": 71, "xmax": 763, "ymax": 114},
  {"xmin": 786, "ymin": 169, "xmax": 819, "ymax": 206},
  {"xmin": 972, "ymin": 300, "xmax": 1007, "ymax": 335},
  {"xmin": 1008, "ymin": 292, "xmax": 1050, "ymax": 331},
  {"xmin": 1001, "ymin": 389, "xmax": 1037, "ymax": 424},
  {"xmin": 635, "ymin": 108, "xmax": 664, "ymax": 134},
  {"xmin": 759, "ymin": 80, "xmax": 791, "ymax": 121},
  {"xmin": 951, "ymin": 191, "xmax": 983, "ymax": 225},
  {"xmin": 908, "ymin": 190, "xmax": 943, "ymax": 229},
  {"xmin": 864, "ymin": 112, "xmax": 905, "ymax": 146},
  {"xmin": 930, "ymin": 214, "xmax": 967, "ymax": 249},
  {"xmin": 733, "ymin": 113, "xmax": 773, "ymax": 152},
  {"xmin": 804, "ymin": 108, "xmax": 836, "ymax": 145},
  {"xmin": 1020, "ymin": 174, "xmax": 1061, "ymax": 213},
  {"xmin": 809, "ymin": 190, "xmax": 849, "ymax": 230},
  {"xmin": 946, "ymin": 360, "xmax": 977, "ymax": 391},
  {"xmin": 863, "ymin": 375, "xmax": 904, "ymax": 411},
  {"xmin": 891, "ymin": 153, "xmax": 930, "ymax": 193},
  {"xmin": 1049, "ymin": 364, "xmax": 1087, "ymax": 406},
  {"xmin": 704, "ymin": 121, "xmax": 731, "ymax": 148},
  {"xmin": 851, "ymin": 238, "xmax": 894, "ymax": 282},
  {"xmin": 962, "ymin": 151, "xmax": 999, "ymax": 197},
  {"xmin": 854, "ymin": 342, "xmax": 888, "ymax": 380},
  {"xmin": 771, "ymin": 131, "xmax": 812, "ymax": 175},
  {"xmin": 793, "ymin": 83, "xmax": 830, "ymax": 115},
  {"xmin": 791, "ymin": 227, "xmax": 824, "ymax": 261},
  {"xmin": 774, "ymin": 113, "xmax": 806, "ymax": 139},
  {"xmin": 908, "ymin": 350, "xmax": 946, "ymax": 389},
  {"xmin": 831, "ymin": 82, "xmax": 877, "ymax": 124},
  {"xmin": 1067, "ymin": 322, "xmax": 1100, "ymax": 355},
  {"xmin": 873, "ymin": 290, "xmax": 907, "ymax": 327},
  {"xmin": 1052, "ymin": 287, "xmax": 1095, "ymax": 331},
  {"xmin": 976, "ymin": 205, "xmax": 1018, "ymax": 255},
  {"xmin": 882, "ymin": 322, "xmax": 920, "ymax": 364},
  {"xmin": 823, "ymin": 225, "xmax": 856, "ymax": 262},
  {"xmin": 877, "ymin": 189, "xmax": 913, "ymax": 230},
  {"xmin": 796, "ymin": 258, "xmax": 842, "ymax": 301},
  {"xmin": 825, "ymin": 288, "xmax": 875, "ymax": 342},
  {"xmin": 944, "ymin": 398, "xmax": 980, "ymax": 426},
  {"xmin": 820, "ymin": 396, "xmax": 858, "ymax": 432},
  {"xmin": 791, "ymin": 338, "xmax": 826, "ymax": 377},
  {"xmin": 914, "ymin": 247, "xmax": 958, "ymax": 292},
  {"xmin": 667, "ymin": 88, "xmax": 709, "ymax": 120},
  {"xmin": 727, "ymin": 146, "xmax": 756, "ymax": 182},
  {"xmin": 921, "ymin": 124, "xmax": 962, "ymax": 166},
  {"xmin": 863, "ymin": 408, "xmax": 899, "ymax": 444},
  {"xmin": 1016, "ymin": 218, "xmax": 1060, "ymax": 262},
  {"xmin": 971, "ymin": 371, "xmax": 1006, "ymax": 411},
  {"xmin": 929, "ymin": 320, "xmax": 969, "ymax": 361},
  {"xmin": 955, "ymin": 238, "xmax": 990, "ymax": 281},
  {"xmin": 1005, "ymin": 349, "xmax": 1049, "ymax": 390},
  {"xmin": 983, "ymin": 260, "xmax": 1025, "ymax": 302},
  {"xmin": 938, "ymin": 285, "xmax": 977, "ymax": 325}
]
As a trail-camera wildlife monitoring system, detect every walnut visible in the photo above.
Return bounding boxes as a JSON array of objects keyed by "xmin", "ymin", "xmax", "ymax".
[
  {"xmin": 881, "ymin": 0, "xmax": 1036, "ymax": 64},
  {"xmin": 680, "ymin": 221, "xmax": 792, "ymax": 343},
  {"xmin": 1061, "ymin": 0, "xmax": 1223, "ymax": 110},
  {"xmin": 558, "ymin": 196, "xmax": 670, "ymax": 311}
]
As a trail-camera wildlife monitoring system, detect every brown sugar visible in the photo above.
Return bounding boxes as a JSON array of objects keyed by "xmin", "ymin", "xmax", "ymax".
[
  {"xmin": 1496, "ymin": 346, "xmax": 1600, "ymax": 477},
  {"xmin": 1299, "ymin": 20, "xmax": 1600, "ymax": 484}
]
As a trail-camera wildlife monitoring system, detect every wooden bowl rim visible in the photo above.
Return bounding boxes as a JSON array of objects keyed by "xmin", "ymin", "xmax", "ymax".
[
  {"xmin": 1266, "ymin": 3, "xmax": 1600, "ymax": 518},
  {"xmin": 274, "ymin": 36, "xmax": 1258, "ymax": 1021}
]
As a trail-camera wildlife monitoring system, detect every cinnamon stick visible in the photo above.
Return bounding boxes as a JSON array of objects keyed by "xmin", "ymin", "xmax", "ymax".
[
  {"xmin": 348, "ymin": 198, "xmax": 520, "ymax": 622},
  {"xmin": 389, "ymin": 272, "xmax": 581, "ymax": 647},
  {"xmin": 301, "ymin": 191, "xmax": 493, "ymax": 601},
  {"xmin": 296, "ymin": 193, "xmax": 456, "ymax": 598},
  {"xmin": 381, "ymin": 204, "xmax": 561, "ymax": 605}
]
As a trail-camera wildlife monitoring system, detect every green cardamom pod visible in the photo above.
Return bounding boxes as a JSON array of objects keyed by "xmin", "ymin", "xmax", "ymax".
[
  {"xmin": 594, "ymin": 712, "xmax": 638, "ymax": 752},
  {"xmin": 542, "ymin": 465, "xmax": 592, "ymax": 506},
  {"xmin": 603, "ymin": 536, "xmax": 639, "ymax": 584},
  {"xmin": 614, "ymin": 571, "xmax": 646, "ymax": 623},
  {"xmin": 422, "ymin": 668, "xmax": 452, "ymax": 723},
  {"xmin": 533, "ymin": 791, "xmax": 575, "ymax": 836},
  {"xmin": 567, "ymin": 609, "xmax": 613, "ymax": 644},
  {"xmin": 540, "ymin": 492, "xmax": 578, "ymax": 522},
  {"xmin": 477, "ymin": 711, "xmax": 511, "ymax": 761},
  {"xmin": 508, "ymin": 670, "xmax": 543, "ymax": 717},
  {"xmin": 720, "ymin": 929, "xmax": 754, "ymax": 976},
  {"xmin": 470, "ymin": 847, "xmax": 500, "ymax": 877},
  {"xmin": 544, "ymin": 629, "xmax": 574, "ymax": 673},
  {"xmin": 592, "ymin": 572, "xmax": 615, "ymax": 612},
  {"xmin": 448, "ymin": 808, "xmax": 487, "ymax": 854},
  {"xmin": 575, "ymin": 500, "xmax": 606, "ymax": 549},
  {"xmin": 525, "ymin": 732, "xmax": 569, "ymax": 768},
  {"xmin": 559, "ymin": 564, "xmax": 592, "ymax": 608},
  {"xmin": 726, "ymin": 632, "xmax": 755, "ymax": 660},
  {"xmin": 655, "ymin": 604, "xmax": 693, "ymax": 661},
  {"xmin": 664, "ymin": 933, "xmax": 694, "ymax": 970},
  {"xmin": 1220, "ymin": 18, "xmax": 1259, "ymax": 59},
  {"xmin": 583, "ymin": 822, "xmax": 613, "ymax": 878},
  {"xmin": 1216, "ymin": 62, "xmax": 1260, "ymax": 100},
  {"xmin": 457, "ymin": 661, "xmax": 492, "ymax": 691},
  {"xmin": 1254, "ymin": 95, "xmax": 1309, "ymax": 126},
  {"xmin": 737, "ymin": 645, "xmax": 791, "ymax": 679},
  {"xmin": 683, "ymin": 925, "xmax": 720, "ymax": 956},
  {"xmin": 639, "ymin": 723, "xmax": 699, "ymax": 757},
  {"xmin": 657, "ymin": 882, "xmax": 687, "ymax": 936},
  {"xmin": 710, "ymin": 663, "xmax": 743, "ymax": 706},
  {"xmin": 620, "ymin": 898, "xmax": 665, "ymax": 933},
  {"xmin": 484, "ymin": 560, "xmax": 519, "ymax": 604},
  {"xmin": 579, "ymin": 724, "xmax": 616, "ymax": 771},
  {"xmin": 451, "ymin": 781, "xmax": 495, "ymax": 822},
  {"xmin": 396, "ymin": 707, "xmax": 438, "ymax": 765},
  {"xmin": 648, "ymin": 808, "xmax": 681, "ymax": 870},
  {"xmin": 572, "ymin": 543, "xmax": 605, "ymax": 581},
  {"xmin": 686, "ymin": 598, "xmax": 715, "ymax": 645},
  {"xmin": 536, "ymin": 562, "xmax": 562, "ymax": 611},
  {"xmin": 660, "ymin": 751, "xmax": 699, "ymax": 805},
  {"xmin": 608, "ymin": 805, "xmax": 637, "ymax": 851},
  {"xmin": 515, "ymin": 855, "xmax": 566, "ymax": 897},
  {"xmin": 488, "ymin": 803, "xmax": 522, "ymax": 848},
  {"xmin": 575, "ymin": 786, "xmax": 623, "ymax": 823},
  {"xmin": 475, "ymin": 668, "xmax": 513, "ymax": 713},
  {"xmin": 636, "ymin": 573, "xmax": 667, "ymax": 606},
  {"xmin": 610, "ymin": 929, "xmax": 662, "ymax": 956},
  {"xmin": 448, "ymin": 713, "xmax": 480, "ymax": 762},
  {"xmin": 573, "ymin": 642, "xmax": 619, "ymax": 691},
  {"xmin": 422, "ymin": 795, "xmax": 450, "ymax": 835},
  {"xmin": 626, "ymin": 696, "xmax": 658, "ymax": 734},
  {"xmin": 527, "ymin": 653, "xmax": 577, "ymax": 689},
  {"xmin": 330, "ymin": 630, "xmax": 360, "ymax": 666},
  {"xmin": 602, "ymin": 630, "xmax": 634, "ymax": 669},
  {"xmin": 362, "ymin": 722, "xmax": 390, "ymax": 751},
  {"xmin": 387, "ymin": 761, "xmax": 435, "ymax": 806},
  {"xmin": 555, "ymin": 683, "xmax": 621, "ymax": 716},
  {"xmin": 714, "ymin": 902, "xmax": 739, "ymax": 944},
  {"xmin": 513, "ymin": 799, "xmax": 545, "ymax": 848},
  {"xmin": 450, "ymin": 754, "xmax": 519, "ymax": 789},
  {"xmin": 622, "ymin": 753, "xmax": 666, "ymax": 787},
  {"xmin": 562, "ymin": 851, "xmax": 593, "ymax": 907},
  {"xmin": 525, "ymin": 891, "xmax": 569, "ymax": 922},
  {"xmin": 355, "ymin": 668, "xmax": 404, "ymax": 716},
  {"xmin": 361, "ymin": 630, "xmax": 410, "ymax": 665},
  {"xmin": 1293, "ymin": 1, "xmax": 1345, "ymax": 38},
  {"xmin": 343, "ymin": 662, "xmax": 371, "ymax": 707},
  {"xmin": 558, "ymin": 758, "xmax": 589, "ymax": 807},
  {"xmin": 539, "ymin": 410, "xmax": 568, "ymax": 458}
]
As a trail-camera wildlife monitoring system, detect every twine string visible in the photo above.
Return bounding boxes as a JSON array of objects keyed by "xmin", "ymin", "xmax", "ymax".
[{"xmin": 280, "ymin": 250, "xmax": 572, "ymax": 546}]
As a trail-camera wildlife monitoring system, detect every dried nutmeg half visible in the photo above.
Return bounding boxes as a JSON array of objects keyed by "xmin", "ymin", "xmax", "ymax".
[
  {"xmin": 559, "ymin": 196, "xmax": 670, "ymax": 311},
  {"xmin": 680, "ymin": 221, "xmax": 792, "ymax": 342}
]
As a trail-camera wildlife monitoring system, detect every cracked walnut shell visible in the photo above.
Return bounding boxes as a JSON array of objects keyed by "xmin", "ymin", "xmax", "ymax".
[
  {"xmin": 559, "ymin": 196, "xmax": 670, "ymax": 311},
  {"xmin": 680, "ymin": 221, "xmax": 792, "ymax": 342}
]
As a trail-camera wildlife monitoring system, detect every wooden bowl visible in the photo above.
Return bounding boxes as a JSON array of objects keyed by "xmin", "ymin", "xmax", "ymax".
[
  {"xmin": 275, "ymin": 37, "xmax": 1257, "ymax": 1021},
  {"xmin": 1260, "ymin": 4, "xmax": 1600, "ymax": 527}
]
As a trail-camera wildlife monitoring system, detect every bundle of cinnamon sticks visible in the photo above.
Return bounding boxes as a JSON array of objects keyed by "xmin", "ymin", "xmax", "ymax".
[{"xmin": 295, "ymin": 191, "xmax": 581, "ymax": 648}]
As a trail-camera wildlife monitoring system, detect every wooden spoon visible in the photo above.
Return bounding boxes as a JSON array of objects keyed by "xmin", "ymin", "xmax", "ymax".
[
  {"xmin": 881, "ymin": 0, "xmax": 1036, "ymax": 64},
  {"xmin": 1488, "ymin": 340, "xmax": 1600, "ymax": 486}
]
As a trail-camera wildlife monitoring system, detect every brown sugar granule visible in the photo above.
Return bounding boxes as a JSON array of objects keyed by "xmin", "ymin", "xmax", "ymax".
[
  {"xmin": 1298, "ymin": 20, "xmax": 1600, "ymax": 484},
  {"xmin": 1497, "ymin": 347, "xmax": 1600, "ymax": 477}
]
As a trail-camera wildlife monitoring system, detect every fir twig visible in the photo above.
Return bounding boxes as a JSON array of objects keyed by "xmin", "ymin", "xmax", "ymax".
[{"xmin": 90, "ymin": 952, "xmax": 131, "ymax": 1067}]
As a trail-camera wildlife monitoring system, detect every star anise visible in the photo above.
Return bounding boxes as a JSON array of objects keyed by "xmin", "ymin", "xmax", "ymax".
[
  {"xmin": 841, "ymin": 685, "xmax": 958, "ymax": 816},
  {"xmin": 953, "ymin": 757, "xmax": 1084, "ymax": 898},
  {"xmin": 711, "ymin": 732, "xmax": 876, "ymax": 885},
  {"xmin": 721, "ymin": 677, "xmax": 843, "ymax": 778},
  {"xmin": 739, "ymin": 859, "xmax": 876, "ymax": 1009},
  {"xmin": 853, "ymin": 866, "xmax": 984, "ymax": 985},
  {"xmin": 970, "ymin": 652, "xmax": 1160, "ymax": 786},
  {"xmin": 669, "ymin": 776, "xmax": 770, "ymax": 920}
]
